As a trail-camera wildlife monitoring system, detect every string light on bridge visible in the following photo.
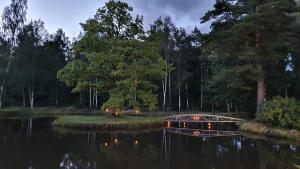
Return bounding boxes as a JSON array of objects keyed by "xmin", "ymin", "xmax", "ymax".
[
  {"xmin": 167, "ymin": 121, "xmax": 171, "ymax": 128},
  {"xmin": 208, "ymin": 122, "xmax": 212, "ymax": 130}
]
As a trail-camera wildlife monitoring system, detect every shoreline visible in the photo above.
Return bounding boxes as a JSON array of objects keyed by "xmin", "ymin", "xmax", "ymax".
[
  {"xmin": 239, "ymin": 121, "xmax": 300, "ymax": 141},
  {"xmin": 1, "ymin": 107, "xmax": 299, "ymax": 140},
  {"xmin": 52, "ymin": 115, "xmax": 164, "ymax": 130}
]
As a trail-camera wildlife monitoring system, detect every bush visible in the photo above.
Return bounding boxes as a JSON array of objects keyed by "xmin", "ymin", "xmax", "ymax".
[{"xmin": 256, "ymin": 96, "xmax": 300, "ymax": 129}]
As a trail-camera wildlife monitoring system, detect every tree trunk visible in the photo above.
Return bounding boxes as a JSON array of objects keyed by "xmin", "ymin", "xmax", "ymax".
[
  {"xmin": 186, "ymin": 84, "xmax": 189, "ymax": 111},
  {"xmin": 256, "ymin": 58, "xmax": 265, "ymax": 112},
  {"xmin": 162, "ymin": 71, "xmax": 167, "ymax": 111},
  {"xmin": 0, "ymin": 85, "xmax": 3, "ymax": 109},
  {"xmin": 79, "ymin": 92, "xmax": 83, "ymax": 106},
  {"xmin": 211, "ymin": 93, "xmax": 214, "ymax": 113},
  {"xmin": 178, "ymin": 88, "xmax": 181, "ymax": 113},
  {"xmin": 23, "ymin": 87, "xmax": 26, "ymax": 107},
  {"xmin": 256, "ymin": 32, "xmax": 265, "ymax": 113},
  {"xmin": 257, "ymin": 142, "xmax": 267, "ymax": 169},
  {"xmin": 168, "ymin": 72, "xmax": 171, "ymax": 111},
  {"xmin": 178, "ymin": 81, "xmax": 181, "ymax": 113},
  {"xmin": 200, "ymin": 62, "xmax": 203, "ymax": 111},
  {"xmin": 257, "ymin": 77, "xmax": 265, "ymax": 113},
  {"xmin": 95, "ymin": 78, "xmax": 98, "ymax": 109},
  {"xmin": 55, "ymin": 79, "xmax": 59, "ymax": 106},
  {"xmin": 89, "ymin": 86, "xmax": 92, "ymax": 108},
  {"xmin": 211, "ymin": 100, "xmax": 214, "ymax": 113},
  {"xmin": 95, "ymin": 93, "xmax": 98, "ymax": 109},
  {"xmin": 29, "ymin": 86, "xmax": 34, "ymax": 109},
  {"xmin": 227, "ymin": 102, "xmax": 230, "ymax": 113},
  {"xmin": 178, "ymin": 61, "xmax": 181, "ymax": 113}
]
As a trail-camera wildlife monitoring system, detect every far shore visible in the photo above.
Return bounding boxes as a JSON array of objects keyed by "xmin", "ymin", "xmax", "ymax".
[{"xmin": 0, "ymin": 106, "xmax": 299, "ymax": 141}]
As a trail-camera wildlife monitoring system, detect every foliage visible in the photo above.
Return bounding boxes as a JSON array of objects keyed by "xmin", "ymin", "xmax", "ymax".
[
  {"xmin": 1, "ymin": 0, "xmax": 300, "ymax": 119},
  {"xmin": 201, "ymin": 0, "xmax": 299, "ymax": 113},
  {"xmin": 257, "ymin": 96, "xmax": 300, "ymax": 129},
  {"xmin": 58, "ymin": 0, "xmax": 170, "ymax": 111}
]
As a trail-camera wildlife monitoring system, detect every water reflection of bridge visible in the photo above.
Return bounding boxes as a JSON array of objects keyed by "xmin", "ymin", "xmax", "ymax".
[
  {"xmin": 164, "ymin": 114, "xmax": 243, "ymax": 133},
  {"xmin": 165, "ymin": 128, "xmax": 239, "ymax": 137}
]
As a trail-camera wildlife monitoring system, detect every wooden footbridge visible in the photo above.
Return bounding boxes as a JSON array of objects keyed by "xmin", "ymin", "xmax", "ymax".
[{"xmin": 163, "ymin": 114, "xmax": 244, "ymax": 137}]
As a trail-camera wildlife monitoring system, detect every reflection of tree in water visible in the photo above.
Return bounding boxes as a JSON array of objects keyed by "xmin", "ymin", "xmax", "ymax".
[
  {"xmin": 58, "ymin": 133, "xmax": 164, "ymax": 169},
  {"xmin": 257, "ymin": 141, "xmax": 300, "ymax": 169},
  {"xmin": 99, "ymin": 144, "xmax": 163, "ymax": 169},
  {"xmin": 0, "ymin": 119, "xmax": 299, "ymax": 169},
  {"xmin": 161, "ymin": 133, "xmax": 300, "ymax": 169},
  {"xmin": 58, "ymin": 132, "xmax": 299, "ymax": 169},
  {"xmin": 59, "ymin": 153, "xmax": 96, "ymax": 169}
]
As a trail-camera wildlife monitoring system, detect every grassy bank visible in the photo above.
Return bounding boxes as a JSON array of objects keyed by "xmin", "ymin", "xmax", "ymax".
[
  {"xmin": 53, "ymin": 115, "xmax": 164, "ymax": 130},
  {"xmin": 239, "ymin": 121, "xmax": 300, "ymax": 141}
]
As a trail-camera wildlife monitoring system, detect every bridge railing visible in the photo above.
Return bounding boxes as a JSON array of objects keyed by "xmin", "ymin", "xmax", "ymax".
[{"xmin": 164, "ymin": 114, "xmax": 244, "ymax": 123}]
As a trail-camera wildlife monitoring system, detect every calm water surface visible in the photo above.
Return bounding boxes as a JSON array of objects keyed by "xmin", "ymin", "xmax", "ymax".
[{"xmin": 0, "ymin": 118, "xmax": 299, "ymax": 169}]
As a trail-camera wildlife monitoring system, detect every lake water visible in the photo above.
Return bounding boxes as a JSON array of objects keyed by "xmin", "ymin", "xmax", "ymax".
[{"xmin": 0, "ymin": 118, "xmax": 299, "ymax": 169}]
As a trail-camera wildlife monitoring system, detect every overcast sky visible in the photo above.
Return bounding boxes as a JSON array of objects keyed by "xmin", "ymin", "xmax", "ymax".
[{"xmin": 0, "ymin": 0, "xmax": 214, "ymax": 39}]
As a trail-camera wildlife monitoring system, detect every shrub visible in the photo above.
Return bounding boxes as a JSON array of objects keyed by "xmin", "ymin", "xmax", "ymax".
[{"xmin": 256, "ymin": 96, "xmax": 300, "ymax": 129}]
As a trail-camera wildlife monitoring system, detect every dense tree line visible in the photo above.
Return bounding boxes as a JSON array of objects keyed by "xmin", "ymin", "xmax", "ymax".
[
  {"xmin": 0, "ymin": 0, "xmax": 300, "ymax": 115},
  {"xmin": 0, "ymin": 0, "xmax": 72, "ymax": 108}
]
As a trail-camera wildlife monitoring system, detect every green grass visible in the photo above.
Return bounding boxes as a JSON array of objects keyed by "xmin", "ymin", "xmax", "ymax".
[
  {"xmin": 240, "ymin": 121, "xmax": 300, "ymax": 141},
  {"xmin": 53, "ymin": 115, "xmax": 164, "ymax": 130}
]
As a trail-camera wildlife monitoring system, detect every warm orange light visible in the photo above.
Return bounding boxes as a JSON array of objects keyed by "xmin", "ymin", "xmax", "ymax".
[
  {"xmin": 167, "ymin": 121, "xmax": 171, "ymax": 128},
  {"xmin": 208, "ymin": 122, "xmax": 211, "ymax": 129},
  {"xmin": 193, "ymin": 130, "xmax": 200, "ymax": 136},
  {"xmin": 193, "ymin": 116, "xmax": 200, "ymax": 120}
]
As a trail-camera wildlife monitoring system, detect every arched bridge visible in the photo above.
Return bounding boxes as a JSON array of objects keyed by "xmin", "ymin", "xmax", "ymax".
[
  {"xmin": 165, "ymin": 114, "xmax": 244, "ymax": 124},
  {"xmin": 164, "ymin": 114, "xmax": 244, "ymax": 134}
]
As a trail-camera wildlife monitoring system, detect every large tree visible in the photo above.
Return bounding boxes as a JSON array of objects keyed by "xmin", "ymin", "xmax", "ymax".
[
  {"xmin": 58, "ymin": 0, "xmax": 170, "ymax": 111},
  {"xmin": 201, "ymin": 0, "xmax": 299, "ymax": 113}
]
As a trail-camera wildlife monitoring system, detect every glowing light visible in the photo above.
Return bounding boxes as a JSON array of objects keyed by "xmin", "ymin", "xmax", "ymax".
[
  {"xmin": 167, "ymin": 121, "xmax": 171, "ymax": 128},
  {"xmin": 193, "ymin": 130, "xmax": 200, "ymax": 136},
  {"xmin": 183, "ymin": 122, "xmax": 186, "ymax": 128},
  {"xmin": 134, "ymin": 140, "xmax": 139, "ymax": 144},
  {"xmin": 104, "ymin": 142, "xmax": 108, "ymax": 147},
  {"xmin": 105, "ymin": 109, "xmax": 109, "ymax": 113},
  {"xmin": 114, "ymin": 139, "xmax": 118, "ymax": 144},
  {"xmin": 208, "ymin": 122, "xmax": 212, "ymax": 130},
  {"xmin": 135, "ymin": 110, "xmax": 139, "ymax": 114},
  {"xmin": 193, "ymin": 116, "xmax": 200, "ymax": 120}
]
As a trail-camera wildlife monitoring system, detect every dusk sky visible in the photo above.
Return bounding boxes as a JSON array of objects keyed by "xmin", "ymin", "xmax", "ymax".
[{"xmin": 0, "ymin": 0, "xmax": 214, "ymax": 39}]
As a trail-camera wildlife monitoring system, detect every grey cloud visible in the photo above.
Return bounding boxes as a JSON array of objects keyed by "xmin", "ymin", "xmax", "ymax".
[{"xmin": 125, "ymin": 0, "xmax": 215, "ymax": 33}]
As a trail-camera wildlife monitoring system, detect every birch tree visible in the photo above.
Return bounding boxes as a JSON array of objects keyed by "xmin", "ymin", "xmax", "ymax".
[{"xmin": 0, "ymin": 0, "xmax": 27, "ymax": 108}]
